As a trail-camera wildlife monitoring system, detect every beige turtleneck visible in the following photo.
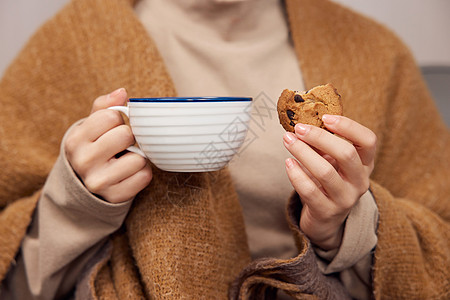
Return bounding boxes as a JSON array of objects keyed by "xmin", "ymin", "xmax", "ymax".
[{"xmin": 135, "ymin": 0, "xmax": 305, "ymax": 259}]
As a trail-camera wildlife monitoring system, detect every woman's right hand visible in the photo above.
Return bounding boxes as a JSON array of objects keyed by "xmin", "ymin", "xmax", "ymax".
[{"xmin": 64, "ymin": 88, "xmax": 153, "ymax": 203}]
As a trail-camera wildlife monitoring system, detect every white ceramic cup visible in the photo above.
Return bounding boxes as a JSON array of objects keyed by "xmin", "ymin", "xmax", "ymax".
[{"xmin": 108, "ymin": 96, "xmax": 252, "ymax": 172}]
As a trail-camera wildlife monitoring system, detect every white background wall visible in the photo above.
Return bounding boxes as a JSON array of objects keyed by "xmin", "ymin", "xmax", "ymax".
[
  {"xmin": 334, "ymin": 0, "xmax": 450, "ymax": 66},
  {"xmin": 1, "ymin": 0, "xmax": 450, "ymax": 74},
  {"xmin": 0, "ymin": 0, "xmax": 68, "ymax": 76},
  {"xmin": 335, "ymin": 0, "xmax": 450, "ymax": 125}
]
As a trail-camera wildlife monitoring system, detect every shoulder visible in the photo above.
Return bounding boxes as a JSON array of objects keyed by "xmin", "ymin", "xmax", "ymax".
[{"xmin": 287, "ymin": 0, "xmax": 411, "ymax": 59}]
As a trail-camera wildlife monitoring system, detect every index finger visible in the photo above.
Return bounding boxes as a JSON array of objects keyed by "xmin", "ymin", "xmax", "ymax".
[
  {"xmin": 322, "ymin": 115, "xmax": 377, "ymax": 166},
  {"xmin": 78, "ymin": 109, "xmax": 125, "ymax": 142},
  {"xmin": 91, "ymin": 88, "xmax": 127, "ymax": 114}
]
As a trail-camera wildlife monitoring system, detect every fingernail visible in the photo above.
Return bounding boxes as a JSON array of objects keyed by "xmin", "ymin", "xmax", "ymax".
[
  {"xmin": 322, "ymin": 114, "xmax": 338, "ymax": 124},
  {"xmin": 283, "ymin": 132, "xmax": 296, "ymax": 145},
  {"xmin": 285, "ymin": 158, "xmax": 295, "ymax": 169},
  {"xmin": 110, "ymin": 88, "xmax": 124, "ymax": 97},
  {"xmin": 295, "ymin": 123, "xmax": 310, "ymax": 135}
]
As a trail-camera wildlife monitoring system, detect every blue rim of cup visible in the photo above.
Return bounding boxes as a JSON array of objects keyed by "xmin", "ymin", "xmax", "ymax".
[{"xmin": 129, "ymin": 97, "xmax": 252, "ymax": 103}]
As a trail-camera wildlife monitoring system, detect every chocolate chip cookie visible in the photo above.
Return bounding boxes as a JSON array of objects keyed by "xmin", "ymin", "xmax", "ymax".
[{"xmin": 277, "ymin": 83, "xmax": 343, "ymax": 132}]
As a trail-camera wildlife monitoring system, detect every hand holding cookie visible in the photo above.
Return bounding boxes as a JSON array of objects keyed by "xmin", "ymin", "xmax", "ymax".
[
  {"xmin": 279, "ymin": 85, "xmax": 377, "ymax": 250},
  {"xmin": 277, "ymin": 83, "xmax": 343, "ymax": 131}
]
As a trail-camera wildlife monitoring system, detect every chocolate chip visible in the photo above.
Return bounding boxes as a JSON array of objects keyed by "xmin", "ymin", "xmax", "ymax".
[
  {"xmin": 290, "ymin": 120, "xmax": 295, "ymax": 127},
  {"xmin": 294, "ymin": 94, "xmax": 304, "ymax": 103},
  {"xmin": 287, "ymin": 109, "xmax": 295, "ymax": 120}
]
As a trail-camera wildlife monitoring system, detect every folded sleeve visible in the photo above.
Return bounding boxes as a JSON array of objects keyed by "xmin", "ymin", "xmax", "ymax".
[
  {"xmin": 1, "ymin": 121, "xmax": 133, "ymax": 300},
  {"xmin": 314, "ymin": 190, "xmax": 378, "ymax": 300}
]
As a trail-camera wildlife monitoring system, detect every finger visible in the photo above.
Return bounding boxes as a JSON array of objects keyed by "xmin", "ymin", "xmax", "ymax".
[
  {"xmin": 103, "ymin": 152, "xmax": 149, "ymax": 184},
  {"xmin": 306, "ymin": 147, "xmax": 338, "ymax": 170},
  {"xmin": 91, "ymin": 88, "xmax": 127, "ymax": 114},
  {"xmin": 77, "ymin": 109, "xmax": 125, "ymax": 142},
  {"xmin": 285, "ymin": 158, "xmax": 331, "ymax": 211},
  {"xmin": 93, "ymin": 124, "xmax": 135, "ymax": 160},
  {"xmin": 283, "ymin": 132, "xmax": 343, "ymax": 200},
  {"xmin": 322, "ymin": 154, "xmax": 338, "ymax": 169},
  {"xmin": 82, "ymin": 154, "xmax": 150, "ymax": 200},
  {"xmin": 294, "ymin": 123, "xmax": 365, "ymax": 186},
  {"xmin": 103, "ymin": 164, "xmax": 153, "ymax": 203},
  {"xmin": 322, "ymin": 115, "xmax": 377, "ymax": 166},
  {"xmin": 295, "ymin": 159, "xmax": 325, "ymax": 193}
]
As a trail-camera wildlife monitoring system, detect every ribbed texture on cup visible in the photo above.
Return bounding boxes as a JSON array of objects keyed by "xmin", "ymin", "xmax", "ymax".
[{"xmin": 129, "ymin": 102, "xmax": 251, "ymax": 172}]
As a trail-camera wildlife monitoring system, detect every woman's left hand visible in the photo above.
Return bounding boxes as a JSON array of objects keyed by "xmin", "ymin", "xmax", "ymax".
[{"xmin": 283, "ymin": 115, "xmax": 377, "ymax": 250}]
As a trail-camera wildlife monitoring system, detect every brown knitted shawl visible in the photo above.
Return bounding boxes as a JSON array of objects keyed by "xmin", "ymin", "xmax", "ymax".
[{"xmin": 0, "ymin": 0, "xmax": 449, "ymax": 299}]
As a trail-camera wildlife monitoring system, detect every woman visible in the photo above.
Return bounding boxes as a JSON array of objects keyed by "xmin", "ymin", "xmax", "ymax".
[{"xmin": 0, "ymin": 0, "xmax": 448, "ymax": 299}]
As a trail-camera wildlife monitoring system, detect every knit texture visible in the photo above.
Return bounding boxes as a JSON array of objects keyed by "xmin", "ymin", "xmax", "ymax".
[
  {"xmin": 230, "ymin": 192, "xmax": 351, "ymax": 300},
  {"xmin": 0, "ymin": 0, "xmax": 449, "ymax": 299}
]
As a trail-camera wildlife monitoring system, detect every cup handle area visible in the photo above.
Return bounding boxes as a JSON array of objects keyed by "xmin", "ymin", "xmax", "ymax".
[
  {"xmin": 125, "ymin": 145, "xmax": 147, "ymax": 158},
  {"xmin": 107, "ymin": 106, "xmax": 147, "ymax": 158},
  {"xmin": 108, "ymin": 105, "xmax": 129, "ymax": 117}
]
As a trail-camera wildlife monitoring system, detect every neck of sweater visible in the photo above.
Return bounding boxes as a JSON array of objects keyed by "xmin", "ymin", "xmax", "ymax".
[
  {"xmin": 135, "ymin": 0, "xmax": 301, "ymax": 97},
  {"xmin": 137, "ymin": 0, "xmax": 284, "ymax": 44}
]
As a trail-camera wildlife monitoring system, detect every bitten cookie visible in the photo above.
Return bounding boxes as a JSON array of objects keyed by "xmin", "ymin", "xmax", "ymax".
[{"xmin": 277, "ymin": 83, "xmax": 343, "ymax": 132}]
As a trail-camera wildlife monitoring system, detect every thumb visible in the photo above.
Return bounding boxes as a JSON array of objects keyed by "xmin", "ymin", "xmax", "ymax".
[{"xmin": 91, "ymin": 88, "xmax": 127, "ymax": 114}]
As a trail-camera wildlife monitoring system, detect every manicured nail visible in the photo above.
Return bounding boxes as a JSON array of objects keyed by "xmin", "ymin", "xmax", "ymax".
[
  {"xmin": 322, "ymin": 114, "xmax": 338, "ymax": 124},
  {"xmin": 110, "ymin": 88, "xmax": 124, "ymax": 97},
  {"xmin": 295, "ymin": 123, "xmax": 310, "ymax": 135},
  {"xmin": 283, "ymin": 132, "xmax": 296, "ymax": 145},
  {"xmin": 285, "ymin": 158, "xmax": 295, "ymax": 169}
]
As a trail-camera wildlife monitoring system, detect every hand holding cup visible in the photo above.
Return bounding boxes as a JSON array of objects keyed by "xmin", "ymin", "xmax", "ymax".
[{"xmin": 64, "ymin": 88, "xmax": 153, "ymax": 203}]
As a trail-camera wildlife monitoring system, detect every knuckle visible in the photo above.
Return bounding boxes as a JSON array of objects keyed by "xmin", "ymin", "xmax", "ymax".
[
  {"xmin": 341, "ymin": 147, "xmax": 359, "ymax": 162},
  {"xmin": 64, "ymin": 133, "xmax": 78, "ymax": 154},
  {"xmin": 317, "ymin": 165, "xmax": 336, "ymax": 183},
  {"xmin": 74, "ymin": 154, "xmax": 94, "ymax": 176},
  {"xmin": 139, "ymin": 166, "xmax": 153, "ymax": 184},
  {"xmin": 117, "ymin": 125, "xmax": 135, "ymax": 145},
  {"xmin": 99, "ymin": 109, "xmax": 123, "ymax": 126},
  {"xmin": 64, "ymin": 124, "xmax": 86, "ymax": 154},
  {"xmin": 136, "ymin": 156, "xmax": 149, "ymax": 169},
  {"xmin": 299, "ymin": 181, "xmax": 317, "ymax": 199},
  {"xmin": 125, "ymin": 153, "xmax": 147, "ymax": 170},
  {"xmin": 366, "ymin": 132, "xmax": 377, "ymax": 148},
  {"xmin": 84, "ymin": 175, "xmax": 107, "ymax": 194}
]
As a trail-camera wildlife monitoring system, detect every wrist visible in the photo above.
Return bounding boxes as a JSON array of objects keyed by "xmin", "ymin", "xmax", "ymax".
[
  {"xmin": 310, "ymin": 224, "xmax": 344, "ymax": 251},
  {"xmin": 301, "ymin": 207, "xmax": 349, "ymax": 250}
]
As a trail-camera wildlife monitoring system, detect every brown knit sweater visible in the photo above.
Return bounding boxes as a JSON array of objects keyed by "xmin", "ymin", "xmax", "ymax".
[{"xmin": 0, "ymin": 0, "xmax": 449, "ymax": 299}]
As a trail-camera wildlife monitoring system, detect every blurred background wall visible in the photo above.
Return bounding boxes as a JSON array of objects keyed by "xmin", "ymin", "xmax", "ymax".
[
  {"xmin": 1, "ymin": 0, "xmax": 449, "ymax": 124},
  {"xmin": 334, "ymin": 0, "xmax": 450, "ymax": 126}
]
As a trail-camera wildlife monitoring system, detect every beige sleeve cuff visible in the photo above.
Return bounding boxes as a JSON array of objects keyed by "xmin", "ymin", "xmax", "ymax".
[
  {"xmin": 2, "ymin": 120, "xmax": 133, "ymax": 300},
  {"xmin": 313, "ymin": 190, "xmax": 379, "ymax": 299},
  {"xmin": 46, "ymin": 120, "xmax": 134, "ymax": 223}
]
